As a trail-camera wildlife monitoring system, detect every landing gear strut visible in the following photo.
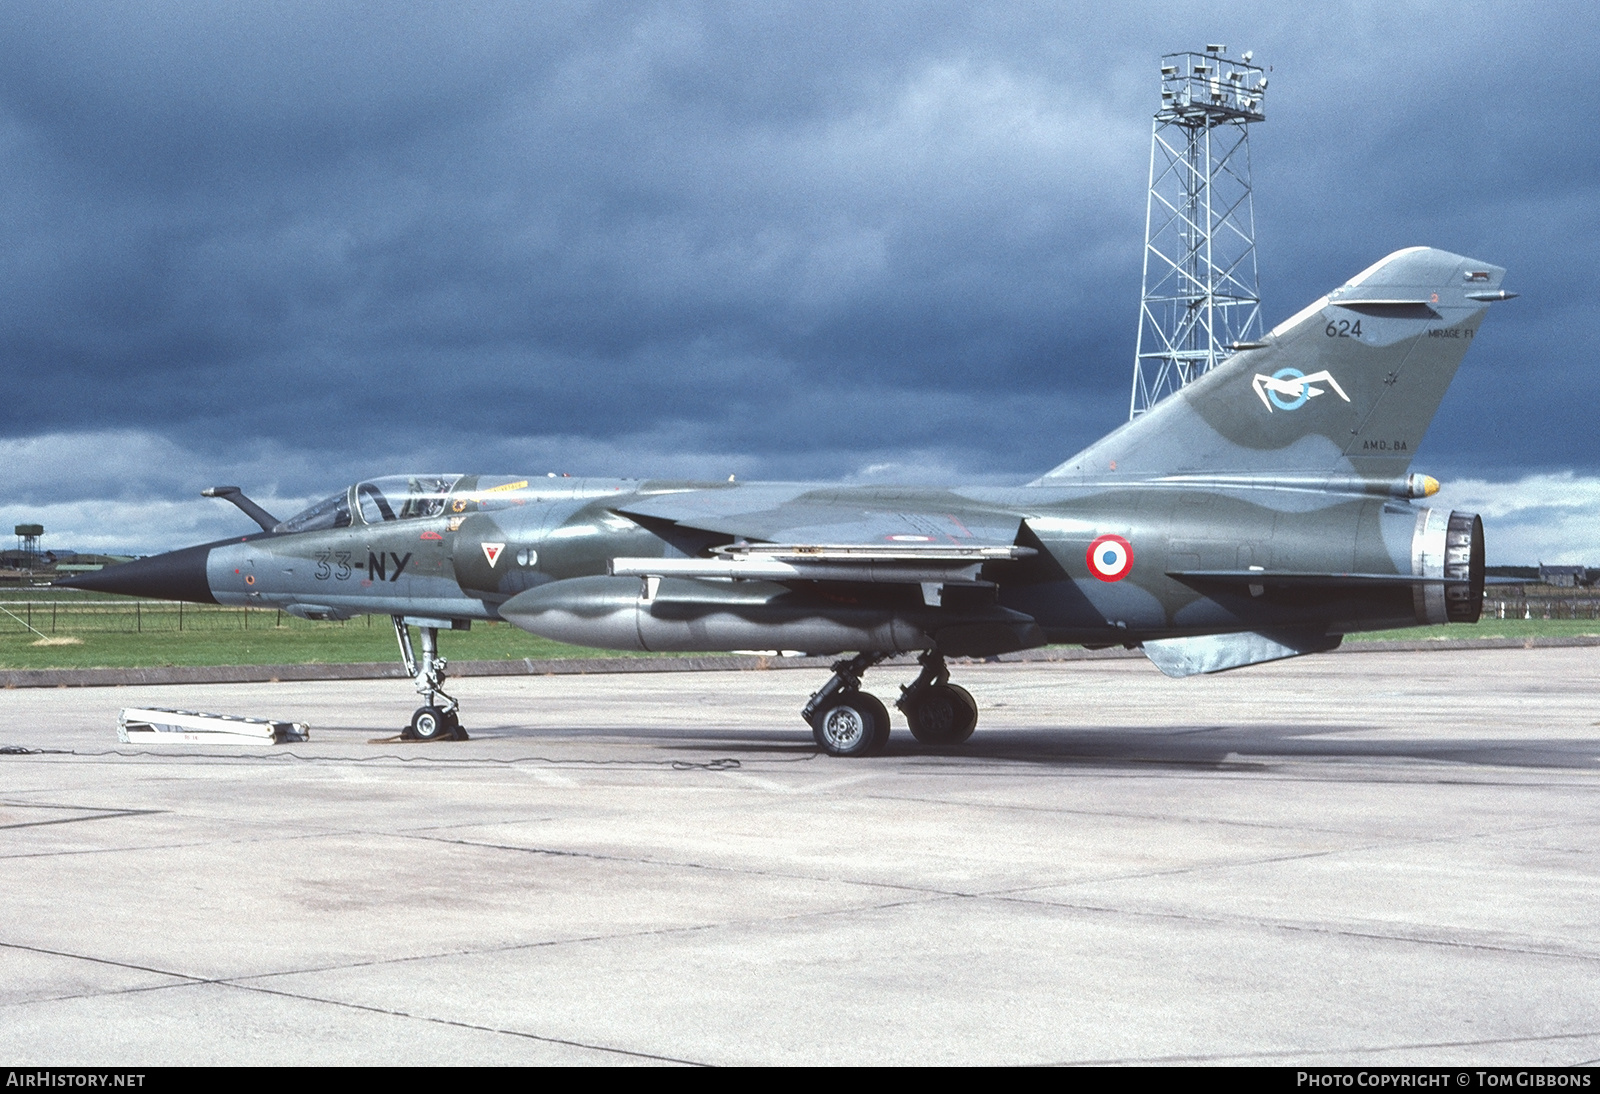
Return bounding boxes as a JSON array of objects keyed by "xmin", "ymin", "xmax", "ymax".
[
  {"xmin": 895, "ymin": 650, "xmax": 977, "ymax": 746},
  {"xmin": 802, "ymin": 649, "xmax": 981, "ymax": 756},
  {"xmin": 393, "ymin": 615, "xmax": 467, "ymax": 741},
  {"xmin": 803, "ymin": 652, "xmax": 891, "ymax": 757}
]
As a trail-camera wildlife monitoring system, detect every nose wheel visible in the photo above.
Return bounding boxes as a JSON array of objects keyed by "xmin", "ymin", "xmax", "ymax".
[
  {"xmin": 410, "ymin": 704, "xmax": 461, "ymax": 742},
  {"xmin": 394, "ymin": 616, "xmax": 469, "ymax": 741}
]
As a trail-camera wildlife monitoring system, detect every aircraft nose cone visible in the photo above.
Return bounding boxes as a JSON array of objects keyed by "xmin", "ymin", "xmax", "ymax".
[{"xmin": 54, "ymin": 543, "xmax": 218, "ymax": 604}]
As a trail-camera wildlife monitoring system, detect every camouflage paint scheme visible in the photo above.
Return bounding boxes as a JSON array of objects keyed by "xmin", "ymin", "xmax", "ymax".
[{"xmin": 62, "ymin": 248, "xmax": 1509, "ymax": 743}]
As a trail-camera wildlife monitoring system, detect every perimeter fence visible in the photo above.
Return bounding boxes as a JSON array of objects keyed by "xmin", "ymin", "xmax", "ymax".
[
  {"xmin": 3, "ymin": 592, "xmax": 1598, "ymax": 637},
  {"xmin": 0, "ymin": 598, "xmax": 379, "ymax": 636},
  {"xmin": 1482, "ymin": 595, "xmax": 1600, "ymax": 621}
]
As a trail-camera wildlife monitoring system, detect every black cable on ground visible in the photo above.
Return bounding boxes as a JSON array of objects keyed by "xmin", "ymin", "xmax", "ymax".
[{"xmin": 0, "ymin": 746, "xmax": 829, "ymax": 769}]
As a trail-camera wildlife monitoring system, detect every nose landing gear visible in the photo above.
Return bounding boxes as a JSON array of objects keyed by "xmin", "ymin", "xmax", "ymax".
[{"xmin": 393, "ymin": 615, "xmax": 468, "ymax": 741}]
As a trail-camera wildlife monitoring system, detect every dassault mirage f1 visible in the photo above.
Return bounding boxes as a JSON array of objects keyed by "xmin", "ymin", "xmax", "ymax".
[{"xmin": 62, "ymin": 247, "xmax": 1513, "ymax": 755}]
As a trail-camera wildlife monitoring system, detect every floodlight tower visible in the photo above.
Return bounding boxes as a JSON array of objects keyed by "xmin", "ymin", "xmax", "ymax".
[{"xmin": 1130, "ymin": 44, "xmax": 1268, "ymax": 419}]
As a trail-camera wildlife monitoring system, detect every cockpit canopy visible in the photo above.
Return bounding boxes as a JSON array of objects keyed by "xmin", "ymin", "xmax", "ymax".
[{"xmin": 274, "ymin": 475, "xmax": 464, "ymax": 534}]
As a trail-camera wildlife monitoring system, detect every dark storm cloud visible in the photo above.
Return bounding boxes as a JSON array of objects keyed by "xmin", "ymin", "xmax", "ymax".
[{"xmin": 0, "ymin": 1, "xmax": 1596, "ymax": 552}]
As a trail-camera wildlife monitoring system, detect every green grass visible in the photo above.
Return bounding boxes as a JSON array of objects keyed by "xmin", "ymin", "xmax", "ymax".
[
  {"xmin": 3, "ymin": 611, "xmax": 1597, "ymax": 670},
  {"xmin": 1347, "ymin": 618, "xmax": 1600, "ymax": 643}
]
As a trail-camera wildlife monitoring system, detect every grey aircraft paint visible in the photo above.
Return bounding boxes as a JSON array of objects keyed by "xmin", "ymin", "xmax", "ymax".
[{"xmin": 61, "ymin": 248, "xmax": 1510, "ymax": 754}]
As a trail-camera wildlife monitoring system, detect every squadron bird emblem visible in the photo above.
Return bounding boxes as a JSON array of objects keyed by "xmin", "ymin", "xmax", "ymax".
[{"xmin": 1251, "ymin": 367, "xmax": 1350, "ymax": 412}]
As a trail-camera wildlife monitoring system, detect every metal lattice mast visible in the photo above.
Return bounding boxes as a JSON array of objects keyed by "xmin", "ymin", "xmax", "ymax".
[{"xmin": 1130, "ymin": 45, "xmax": 1268, "ymax": 419}]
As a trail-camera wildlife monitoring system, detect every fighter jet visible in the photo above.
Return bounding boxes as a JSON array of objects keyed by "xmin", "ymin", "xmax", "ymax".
[{"xmin": 61, "ymin": 247, "xmax": 1513, "ymax": 755}]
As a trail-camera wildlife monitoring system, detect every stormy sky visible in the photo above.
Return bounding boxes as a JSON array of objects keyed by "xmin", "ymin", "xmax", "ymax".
[{"xmin": 0, "ymin": 1, "xmax": 1595, "ymax": 561}]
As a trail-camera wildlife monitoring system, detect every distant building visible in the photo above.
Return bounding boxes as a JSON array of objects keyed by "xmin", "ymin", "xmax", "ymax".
[
  {"xmin": 0, "ymin": 549, "xmax": 133, "ymax": 584},
  {"xmin": 1538, "ymin": 564, "xmax": 1589, "ymax": 588}
]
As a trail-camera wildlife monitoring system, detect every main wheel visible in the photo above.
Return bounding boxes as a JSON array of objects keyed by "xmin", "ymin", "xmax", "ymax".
[
  {"xmin": 811, "ymin": 690, "xmax": 891, "ymax": 757},
  {"xmin": 410, "ymin": 705, "xmax": 451, "ymax": 741},
  {"xmin": 854, "ymin": 692, "xmax": 891, "ymax": 753},
  {"xmin": 904, "ymin": 683, "xmax": 978, "ymax": 746}
]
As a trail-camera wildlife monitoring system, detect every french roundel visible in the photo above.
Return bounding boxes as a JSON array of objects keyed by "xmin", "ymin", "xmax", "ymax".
[{"xmin": 1086, "ymin": 534, "xmax": 1133, "ymax": 582}]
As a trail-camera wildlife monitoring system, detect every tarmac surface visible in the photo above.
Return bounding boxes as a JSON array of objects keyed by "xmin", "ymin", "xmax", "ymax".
[{"xmin": 1, "ymin": 645, "xmax": 1598, "ymax": 1066}]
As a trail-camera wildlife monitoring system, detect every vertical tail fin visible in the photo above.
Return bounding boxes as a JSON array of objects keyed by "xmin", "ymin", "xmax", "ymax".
[{"xmin": 1036, "ymin": 247, "xmax": 1508, "ymax": 485}]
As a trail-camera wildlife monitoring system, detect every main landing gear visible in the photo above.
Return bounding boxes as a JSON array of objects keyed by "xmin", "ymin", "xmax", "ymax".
[
  {"xmin": 393, "ymin": 616, "xmax": 468, "ymax": 741},
  {"xmin": 897, "ymin": 649, "xmax": 978, "ymax": 747},
  {"xmin": 802, "ymin": 649, "xmax": 978, "ymax": 757}
]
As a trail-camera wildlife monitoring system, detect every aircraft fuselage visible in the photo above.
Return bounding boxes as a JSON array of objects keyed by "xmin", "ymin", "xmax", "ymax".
[{"xmin": 80, "ymin": 474, "xmax": 1476, "ymax": 656}]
